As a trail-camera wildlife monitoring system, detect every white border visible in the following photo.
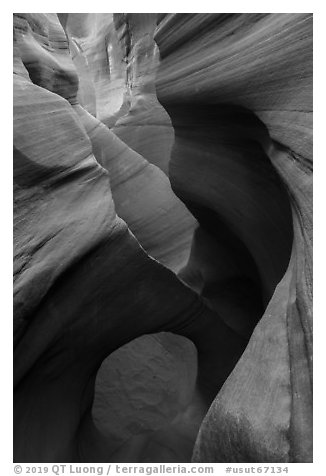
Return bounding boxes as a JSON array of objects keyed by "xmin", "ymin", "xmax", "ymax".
[{"xmin": 4, "ymin": 3, "xmax": 321, "ymax": 473}]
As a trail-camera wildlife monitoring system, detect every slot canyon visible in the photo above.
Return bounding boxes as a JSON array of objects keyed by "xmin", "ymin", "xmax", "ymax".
[{"xmin": 13, "ymin": 13, "xmax": 312, "ymax": 463}]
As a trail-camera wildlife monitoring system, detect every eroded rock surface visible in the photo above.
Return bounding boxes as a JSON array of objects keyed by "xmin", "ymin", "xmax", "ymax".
[
  {"xmin": 13, "ymin": 12, "xmax": 312, "ymax": 463},
  {"xmin": 155, "ymin": 13, "xmax": 312, "ymax": 462}
]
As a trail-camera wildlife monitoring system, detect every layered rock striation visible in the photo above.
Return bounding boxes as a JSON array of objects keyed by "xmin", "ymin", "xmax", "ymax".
[
  {"xmin": 155, "ymin": 13, "xmax": 312, "ymax": 462},
  {"xmin": 13, "ymin": 12, "xmax": 312, "ymax": 463}
]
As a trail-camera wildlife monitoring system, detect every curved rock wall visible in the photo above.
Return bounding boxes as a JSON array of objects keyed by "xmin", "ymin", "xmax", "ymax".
[
  {"xmin": 155, "ymin": 13, "xmax": 312, "ymax": 462},
  {"xmin": 59, "ymin": 13, "xmax": 126, "ymax": 120},
  {"xmin": 13, "ymin": 12, "xmax": 312, "ymax": 464}
]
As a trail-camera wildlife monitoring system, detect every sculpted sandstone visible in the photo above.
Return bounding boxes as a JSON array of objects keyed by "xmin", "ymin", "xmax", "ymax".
[{"xmin": 13, "ymin": 13, "xmax": 312, "ymax": 463}]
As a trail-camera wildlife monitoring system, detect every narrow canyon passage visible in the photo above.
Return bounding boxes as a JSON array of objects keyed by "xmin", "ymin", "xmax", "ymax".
[
  {"xmin": 83, "ymin": 103, "xmax": 294, "ymax": 462},
  {"xmin": 13, "ymin": 13, "xmax": 312, "ymax": 464}
]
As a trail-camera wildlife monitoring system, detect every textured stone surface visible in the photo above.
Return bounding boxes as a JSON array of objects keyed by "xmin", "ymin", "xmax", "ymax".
[
  {"xmin": 92, "ymin": 333, "xmax": 198, "ymax": 460},
  {"xmin": 154, "ymin": 13, "xmax": 312, "ymax": 462},
  {"xmin": 111, "ymin": 14, "xmax": 174, "ymax": 174},
  {"xmin": 72, "ymin": 102, "xmax": 196, "ymax": 273},
  {"xmin": 14, "ymin": 13, "xmax": 245, "ymax": 463},
  {"xmin": 13, "ymin": 12, "xmax": 312, "ymax": 464},
  {"xmin": 59, "ymin": 13, "xmax": 125, "ymax": 120}
]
